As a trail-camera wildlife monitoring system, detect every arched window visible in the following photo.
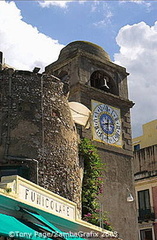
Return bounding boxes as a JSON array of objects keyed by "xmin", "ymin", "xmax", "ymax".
[
  {"xmin": 58, "ymin": 70, "xmax": 68, "ymax": 82},
  {"xmin": 90, "ymin": 70, "xmax": 118, "ymax": 95}
]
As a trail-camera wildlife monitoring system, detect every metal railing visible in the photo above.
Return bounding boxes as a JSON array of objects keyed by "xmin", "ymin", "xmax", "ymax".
[{"xmin": 138, "ymin": 208, "xmax": 155, "ymax": 222}]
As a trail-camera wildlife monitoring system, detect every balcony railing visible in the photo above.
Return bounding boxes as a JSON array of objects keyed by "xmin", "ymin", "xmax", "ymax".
[{"xmin": 138, "ymin": 208, "xmax": 155, "ymax": 222}]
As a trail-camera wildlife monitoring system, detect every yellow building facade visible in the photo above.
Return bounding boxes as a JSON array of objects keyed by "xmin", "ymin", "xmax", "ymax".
[
  {"xmin": 133, "ymin": 119, "xmax": 157, "ymax": 150},
  {"xmin": 133, "ymin": 120, "xmax": 157, "ymax": 240}
]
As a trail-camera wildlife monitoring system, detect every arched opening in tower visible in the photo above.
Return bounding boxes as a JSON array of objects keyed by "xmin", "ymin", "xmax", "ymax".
[{"xmin": 90, "ymin": 70, "xmax": 118, "ymax": 95}]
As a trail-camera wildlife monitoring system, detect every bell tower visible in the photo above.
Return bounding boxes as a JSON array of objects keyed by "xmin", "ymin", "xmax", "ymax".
[{"xmin": 45, "ymin": 41, "xmax": 138, "ymax": 240}]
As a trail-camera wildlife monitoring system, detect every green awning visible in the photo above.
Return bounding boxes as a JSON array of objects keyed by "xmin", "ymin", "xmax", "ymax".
[
  {"xmin": 0, "ymin": 213, "xmax": 47, "ymax": 240},
  {"xmin": 0, "ymin": 210, "xmax": 87, "ymax": 240},
  {"xmin": 0, "ymin": 194, "xmax": 87, "ymax": 240},
  {"xmin": 22, "ymin": 209, "xmax": 87, "ymax": 240},
  {"xmin": 22, "ymin": 208, "xmax": 62, "ymax": 233}
]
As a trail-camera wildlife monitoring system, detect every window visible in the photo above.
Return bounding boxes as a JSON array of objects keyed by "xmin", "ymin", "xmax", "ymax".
[
  {"xmin": 134, "ymin": 144, "xmax": 140, "ymax": 151},
  {"xmin": 90, "ymin": 70, "xmax": 118, "ymax": 95},
  {"xmin": 140, "ymin": 228, "xmax": 153, "ymax": 240},
  {"xmin": 138, "ymin": 189, "xmax": 154, "ymax": 221},
  {"xmin": 0, "ymin": 166, "xmax": 30, "ymax": 181},
  {"xmin": 58, "ymin": 70, "xmax": 68, "ymax": 82},
  {"xmin": 138, "ymin": 189, "xmax": 150, "ymax": 211}
]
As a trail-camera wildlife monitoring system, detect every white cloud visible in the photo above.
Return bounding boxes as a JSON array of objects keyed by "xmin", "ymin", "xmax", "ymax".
[
  {"xmin": 114, "ymin": 21, "xmax": 157, "ymax": 137},
  {"xmin": 93, "ymin": 2, "xmax": 113, "ymax": 27},
  {"xmin": 119, "ymin": 0, "xmax": 151, "ymax": 12},
  {"xmin": 130, "ymin": 0, "xmax": 151, "ymax": 9},
  {"xmin": 94, "ymin": 19, "xmax": 107, "ymax": 28},
  {"xmin": 0, "ymin": 1, "xmax": 64, "ymax": 72},
  {"xmin": 38, "ymin": 0, "xmax": 69, "ymax": 8},
  {"xmin": 38, "ymin": 0, "xmax": 93, "ymax": 8},
  {"xmin": 91, "ymin": 1, "xmax": 100, "ymax": 12}
]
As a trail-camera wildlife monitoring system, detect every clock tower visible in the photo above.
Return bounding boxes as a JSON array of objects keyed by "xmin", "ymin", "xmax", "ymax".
[{"xmin": 45, "ymin": 41, "xmax": 138, "ymax": 240}]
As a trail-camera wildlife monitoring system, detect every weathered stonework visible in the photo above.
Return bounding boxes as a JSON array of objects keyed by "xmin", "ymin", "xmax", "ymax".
[
  {"xmin": 41, "ymin": 74, "xmax": 81, "ymax": 209},
  {"xmin": 45, "ymin": 41, "xmax": 139, "ymax": 240},
  {"xmin": 0, "ymin": 41, "xmax": 139, "ymax": 239},
  {"xmin": 0, "ymin": 68, "xmax": 81, "ymax": 212}
]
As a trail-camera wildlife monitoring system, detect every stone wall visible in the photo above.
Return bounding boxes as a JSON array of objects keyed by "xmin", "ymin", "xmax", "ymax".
[
  {"xmin": 41, "ymin": 74, "xmax": 81, "ymax": 210},
  {"xmin": 45, "ymin": 40, "xmax": 139, "ymax": 240},
  {"xmin": 70, "ymin": 84, "xmax": 138, "ymax": 240},
  {"xmin": 0, "ymin": 68, "xmax": 82, "ymax": 211}
]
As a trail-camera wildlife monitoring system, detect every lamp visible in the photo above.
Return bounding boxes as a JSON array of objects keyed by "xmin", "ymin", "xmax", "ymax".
[
  {"xmin": 33, "ymin": 67, "xmax": 40, "ymax": 73},
  {"xmin": 127, "ymin": 188, "xmax": 134, "ymax": 202}
]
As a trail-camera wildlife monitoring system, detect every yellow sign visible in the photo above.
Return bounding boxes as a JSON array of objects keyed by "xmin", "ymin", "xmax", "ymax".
[
  {"xmin": 0, "ymin": 175, "xmax": 76, "ymax": 220},
  {"xmin": 19, "ymin": 184, "xmax": 75, "ymax": 219}
]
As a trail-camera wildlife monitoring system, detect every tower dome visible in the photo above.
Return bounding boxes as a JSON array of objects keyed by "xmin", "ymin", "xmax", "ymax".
[{"xmin": 58, "ymin": 41, "xmax": 111, "ymax": 62}]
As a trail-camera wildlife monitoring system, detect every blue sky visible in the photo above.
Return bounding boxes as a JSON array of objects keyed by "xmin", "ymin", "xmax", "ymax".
[
  {"xmin": 0, "ymin": 0, "xmax": 157, "ymax": 138},
  {"xmin": 14, "ymin": 0, "xmax": 157, "ymax": 60}
]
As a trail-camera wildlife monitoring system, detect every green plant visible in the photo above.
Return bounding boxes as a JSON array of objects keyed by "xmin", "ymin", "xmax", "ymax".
[
  {"xmin": 5, "ymin": 188, "xmax": 12, "ymax": 193},
  {"xmin": 79, "ymin": 138, "xmax": 112, "ymax": 230}
]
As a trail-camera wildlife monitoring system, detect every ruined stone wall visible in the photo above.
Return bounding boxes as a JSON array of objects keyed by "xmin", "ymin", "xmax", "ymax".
[
  {"xmin": 0, "ymin": 69, "xmax": 42, "ymax": 184},
  {"xmin": 41, "ymin": 74, "xmax": 81, "ymax": 210},
  {"xmin": 0, "ymin": 69, "xmax": 81, "ymax": 211}
]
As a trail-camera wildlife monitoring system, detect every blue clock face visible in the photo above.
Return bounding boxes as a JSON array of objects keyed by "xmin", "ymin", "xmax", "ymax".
[
  {"xmin": 100, "ymin": 114, "xmax": 114, "ymax": 135},
  {"xmin": 92, "ymin": 103, "xmax": 122, "ymax": 145}
]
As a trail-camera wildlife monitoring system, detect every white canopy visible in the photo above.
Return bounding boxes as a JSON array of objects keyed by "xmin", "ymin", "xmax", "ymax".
[{"xmin": 68, "ymin": 102, "xmax": 91, "ymax": 129}]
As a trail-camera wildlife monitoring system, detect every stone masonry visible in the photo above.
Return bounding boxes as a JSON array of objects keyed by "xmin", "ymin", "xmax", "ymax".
[
  {"xmin": 45, "ymin": 41, "xmax": 139, "ymax": 240},
  {"xmin": 0, "ymin": 41, "xmax": 139, "ymax": 240},
  {"xmin": 0, "ymin": 67, "xmax": 82, "ymax": 212}
]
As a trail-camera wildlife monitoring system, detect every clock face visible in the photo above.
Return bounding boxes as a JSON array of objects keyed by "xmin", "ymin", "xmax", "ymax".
[{"xmin": 92, "ymin": 100, "xmax": 122, "ymax": 147}]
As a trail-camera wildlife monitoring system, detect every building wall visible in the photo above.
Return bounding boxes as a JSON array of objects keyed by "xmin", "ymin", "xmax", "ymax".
[
  {"xmin": 45, "ymin": 41, "xmax": 139, "ymax": 240},
  {"xmin": 0, "ymin": 68, "xmax": 82, "ymax": 212},
  {"xmin": 133, "ymin": 145, "xmax": 157, "ymax": 174},
  {"xmin": 0, "ymin": 41, "xmax": 139, "ymax": 240},
  {"xmin": 99, "ymin": 150, "xmax": 137, "ymax": 239},
  {"xmin": 152, "ymin": 186, "xmax": 157, "ymax": 218},
  {"xmin": 133, "ymin": 120, "xmax": 157, "ymax": 240},
  {"xmin": 133, "ymin": 120, "xmax": 157, "ymax": 149},
  {"xmin": 135, "ymin": 179, "xmax": 157, "ymax": 240},
  {"xmin": 152, "ymin": 186, "xmax": 157, "ymax": 239},
  {"xmin": 79, "ymin": 85, "xmax": 138, "ymax": 240}
]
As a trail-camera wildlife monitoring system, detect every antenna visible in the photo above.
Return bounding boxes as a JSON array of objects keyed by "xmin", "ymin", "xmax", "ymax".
[
  {"xmin": 0, "ymin": 52, "xmax": 3, "ymax": 65},
  {"xmin": 0, "ymin": 52, "xmax": 2, "ymax": 70}
]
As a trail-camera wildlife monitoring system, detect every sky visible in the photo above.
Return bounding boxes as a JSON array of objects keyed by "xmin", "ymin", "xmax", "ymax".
[{"xmin": 0, "ymin": 0, "xmax": 157, "ymax": 138}]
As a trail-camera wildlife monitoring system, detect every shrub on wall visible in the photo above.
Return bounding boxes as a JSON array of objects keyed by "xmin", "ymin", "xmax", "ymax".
[{"xmin": 79, "ymin": 138, "xmax": 112, "ymax": 231}]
